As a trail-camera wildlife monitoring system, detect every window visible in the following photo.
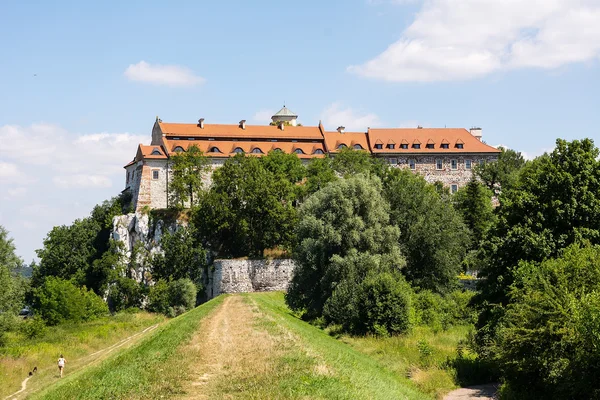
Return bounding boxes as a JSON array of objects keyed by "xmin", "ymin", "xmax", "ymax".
[
  {"xmin": 209, "ymin": 146, "xmax": 221, "ymax": 153},
  {"xmin": 409, "ymin": 159, "xmax": 416, "ymax": 170},
  {"xmin": 389, "ymin": 158, "xmax": 398, "ymax": 165},
  {"xmin": 313, "ymin": 149, "xmax": 324, "ymax": 155},
  {"xmin": 436, "ymin": 159, "xmax": 443, "ymax": 170},
  {"xmin": 353, "ymin": 144, "xmax": 363, "ymax": 150},
  {"xmin": 337, "ymin": 144, "xmax": 347, "ymax": 150},
  {"xmin": 451, "ymin": 184, "xmax": 458, "ymax": 194},
  {"xmin": 273, "ymin": 148, "xmax": 283, "ymax": 153},
  {"xmin": 151, "ymin": 148, "xmax": 161, "ymax": 155},
  {"xmin": 233, "ymin": 147, "xmax": 244, "ymax": 153},
  {"xmin": 465, "ymin": 159, "xmax": 472, "ymax": 169},
  {"xmin": 479, "ymin": 159, "xmax": 485, "ymax": 166},
  {"xmin": 152, "ymin": 170, "xmax": 159, "ymax": 180},
  {"xmin": 451, "ymin": 159, "xmax": 458, "ymax": 170},
  {"xmin": 441, "ymin": 143, "xmax": 449, "ymax": 149},
  {"xmin": 375, "ymin": 144, "xmax": 383, "ymax": 150},
  {"xmin": 173, "ymin": 146, "xmax": 184, "ymax": 153},
  {"xmin": 456, "ymin": 143, "xmax": 464, "ymax": 149},
  {"xmin": 251, "ymin": 148, "xmax": 263, "ymax": 154},
  {"xmin": 426, "ymin": 143, "xmax": 435, "ymax": 149},
  {"xmin": 387, "ymin": 144, "xmax": 395, "ymax": 149},
  {"xmin": 400, "ymin": 144, "xmax": 408, "ymax": 149},
  {"xmin": 413, "ymin": 143, "xmax": 421, "ymax": 149},
  {"xmin": 188, "ymin": 138, "xmax": 195, "ymax": 141},
  {"xmin": 294, "ymin": 148, "xmax": 305, "ymax": 154}
]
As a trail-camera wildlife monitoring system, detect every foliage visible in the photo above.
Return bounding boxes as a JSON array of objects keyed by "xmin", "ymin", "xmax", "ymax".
[
  {"xmin": 168, "ymin": 144, "xmax": 210, "ymax": 208},
  {"xmin": 194, "ymin": 154, "xmax": 298, "ymax": 257},
  {"xmin": 475, "ymin": 146, "xmax": 526, "ymax": 192},
  {"xmin": 380, "ymin": 168, "xmax": 470, "ymax": 292},
  {"xmin": 32, "ymin": 277, "xmax": 108, "ymax": 325},
  {"xmin": 453, "ymin": 177, "xmax": 495, "ymax": 246},
  {"xmin": 151, "ymin": 225, "xmax": 206, "ymax": 288},
  {"xmin": 331, "ymin": 147, "xmax": 375, "ymax": 176},
  {"xmin": 108, "ymin": 277, "xmax": 146, "ymax": 312},
  {"xmin": 0, "ymin": 226, "xmax": 26, "ymax": 344},
  {"xmin": 304, "ymin": 157, "xmax": 337, "ymax": 196},
  {"xmin": 493, "ymin": 244, "xmax": 600, "ymax": 399},
  {"xmin": 413, "ymin": 289, "xmax": 476, "ymax": 331},
  {"xmin": 475, "ymin": 138, "xmax": 600, "ymax": 347},
  {"xmin": 147, "ymin": 278, "xmax": 197, "ymax": 316},
  {"xmin": 19, "ymin": 317, "xmax": 47, "ymax": 339},
  {"xmin": 287, "ymin": 175, "xmax": 405, "ymax": 332}
]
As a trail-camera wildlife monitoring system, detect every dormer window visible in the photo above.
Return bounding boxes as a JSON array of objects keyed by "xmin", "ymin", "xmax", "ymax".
[
  {"xmin": 441, "ymin": 143, "xmax": 450, "ymax": 149},
  {"xmin": 456, "ymin": 143, "xmax": 464, "ymax": 149},
  {"xmin": 294, "ymin": 148, "xmax": 305, "ymax": 154},
  {"xmin": 412, "ymin": 143, "xmax": 421, "ymax": 149},
  {"xmin": 151, "ymin": 148, "xmax": 161, "ymax": 155},
  {"xmin": 209, "ymin": 147, "xmax": 221, "ymax": 153},
  {"xmin": 273, "ymin": 148, "xmax": 283, "ymax": 152},
  {"xmin": 313, "ymin": 149, "xmax": 324, "ymax": 155},
  {"xmin": 353, "ymin": 144, "xmax": 363, "ymax": 150},
  {"xmin": 387, "ymin": 144, "xmax": 395, "ymax": 150},
  {"xmin": 233, "ymin": 147, "xmax": 244, "ymax": 154},
  {"xmin": 337, "ymin": 144, "xmax": 347, "ymax": 150},
  {"xmin": 375, "ymin": 144, "xmax": 383, "ymax": 150},
  {"xmin": 251, "ymin": 148, "xmax": 264, "ymax": 154},
  {"xmin": 426, "ymin": 143, "xmax": 435, "ymax": 149},
  {"xmin": 173, "ymin": 146, "xmax": 184, "ymax": 153},
  {"xmin": 400, "ymin": 144, "xmax": 408, "ymax": 149}
]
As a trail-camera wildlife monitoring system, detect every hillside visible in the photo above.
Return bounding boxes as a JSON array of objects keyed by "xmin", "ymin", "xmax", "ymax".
[{"xmin": 31, "ymin": 293, "xmax": 430, "ymax": 400}]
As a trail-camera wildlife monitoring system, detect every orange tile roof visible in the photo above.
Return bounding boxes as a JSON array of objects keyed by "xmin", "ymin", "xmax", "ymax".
[
  {"xmin": 367, "ymin": 128, "xmax": 500, "ymax": 154},
  {"xmin": 138, "ymin": 144, "xmax": 167, "ymax": 159},
  {"xmin": 158, "ymin": 122, "xmax": 324, "ymax": 140},
  {"xmin": 162, "ymin": 139, "xmax": 325, "ymax": 159},
  {"xmin": 323, "ymin": 131, "xmax": 369, "ymax": 153}
]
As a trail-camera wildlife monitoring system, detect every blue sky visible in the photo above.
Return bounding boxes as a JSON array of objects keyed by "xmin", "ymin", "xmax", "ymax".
[{"xmin": 1, "ymin": 0, "xmax": 599, "ymax": 261}]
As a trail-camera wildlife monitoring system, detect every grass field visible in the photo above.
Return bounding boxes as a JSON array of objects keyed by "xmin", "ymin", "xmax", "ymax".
[{"xmin": 0, "ymin": 311, "xmax": 164, "ymax": 399}]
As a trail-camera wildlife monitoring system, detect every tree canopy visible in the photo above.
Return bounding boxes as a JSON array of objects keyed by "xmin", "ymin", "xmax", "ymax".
[{"xmin": 169, "ymin": 145, "xmax": 210, "ymax": 208}]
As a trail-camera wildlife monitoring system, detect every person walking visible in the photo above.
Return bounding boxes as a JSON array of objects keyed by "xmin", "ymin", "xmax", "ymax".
[{"xmin": 57, "ymin": 354, "xmax": 66, "ymax": 378}]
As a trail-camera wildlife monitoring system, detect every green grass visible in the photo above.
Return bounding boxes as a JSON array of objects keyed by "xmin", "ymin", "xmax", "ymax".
[
  {"xmin": 250, "ymin": 292, "xmax": 431, "ymax": 400},
  {"xmin": 0, "ymin": 311, "xmax": 164, "ymax": 399},
  {"xmin": 31, "ymin": 295, "xmax": 225, "ymax": 400}
]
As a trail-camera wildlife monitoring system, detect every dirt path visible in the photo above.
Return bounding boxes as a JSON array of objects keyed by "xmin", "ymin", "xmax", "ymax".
[
  {"xmin": 179, "ymin": 295, "xmax": 289, "ymax": 399},
  {"xmin": 4, "ymin": 324, "xmax": 159, "ymax": 400},
  {"xmin": 443, "ymin": 384, "xmax": 499, "ymax": 400}
]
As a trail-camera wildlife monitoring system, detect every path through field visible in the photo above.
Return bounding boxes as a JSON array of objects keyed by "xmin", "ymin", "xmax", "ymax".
[
  {"xmin": 443, "ymin": 384, "xmax": 499, "ymax": 400},
  {"xmin": 4, "ymin": 324, "xmax": 159, "ymax": 400}
]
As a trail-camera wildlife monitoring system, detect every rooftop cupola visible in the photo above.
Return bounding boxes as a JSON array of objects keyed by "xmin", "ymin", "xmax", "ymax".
[{"xmin": 271, "ymin": 105, "xmax": 298, "ymax": 126}]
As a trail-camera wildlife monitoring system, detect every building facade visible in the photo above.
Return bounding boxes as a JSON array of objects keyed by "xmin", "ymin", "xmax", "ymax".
[{"xmin": 124, "ymin": 107, "xmax": 500, "ymax": 211}]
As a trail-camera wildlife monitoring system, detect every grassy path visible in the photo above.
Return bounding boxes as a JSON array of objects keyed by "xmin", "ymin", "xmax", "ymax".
[{"xmin": 32, "ymin": 293, "xmax": 431, "ymax": 399}]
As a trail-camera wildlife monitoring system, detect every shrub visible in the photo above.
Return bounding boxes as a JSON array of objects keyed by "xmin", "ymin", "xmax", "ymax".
[
  {"xmin": 358, "ymin": 272, "xmax": 412, "ymax": 336},
  {"xmin": 413, "ymin": 289, "xmax": 476, "ymax": 331},
  {"xmin": 147, "ymin": 279, "xmax": 197, "ymax": 317},
  {"xmin": 147, "ymin": 280, "xmax": 170, "ymax": 315},
  {"xmin": 20, "ymin": 317, "xmax": 47, "ymax": 339},
  {"xmin": 32, "ymin": 277, "xmax": 108, "ymax": 325},
  {"xmin": 168, "ymin": 278, "xmax": 197, "ymax": 310},
  {"xmin": 108, "ymin": 277, "xmax": 145, "ymax": 312}
]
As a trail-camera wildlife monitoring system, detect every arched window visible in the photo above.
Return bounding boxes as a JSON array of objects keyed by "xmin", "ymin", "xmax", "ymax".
[
  {"xmin": 337, "ymin": 144, "xmax": 347, "ymax": 150},
  {"xmin": 294, "ymin": 148, "xmax": 305, "ymax": 154},
  {"xmin": 251, "ymin": 148, "xmax": 264, "ymax": 154},
  {"xmin": 209, "ymin": 146, "xmax": 221, "ymax": 153},
  {"xmin": 151, "ymin": 148, "xmax": 161, "ymax": 155},
  {"xmin": 233, "ymin": 147, "xmax": 244, "ymax": 153},
  {"xmin": 272, "ymin": 148, "xmax": 283, "ymax": 153},
  {"xmin": 313, "ymin": 149, "xmax": 324, "ymax": 155},
  {"xmin": 173, "ymin": 146, "xmax": 184, "ymax": 153},
  {"xmin": 353, "ymin": 144, "xmax": 363, "ymax": 150}
]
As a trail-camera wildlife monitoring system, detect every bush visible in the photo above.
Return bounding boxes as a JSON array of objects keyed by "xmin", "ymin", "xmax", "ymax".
[
  {"xmin": 20, "ymin": 317, "xmax": 47, "ymax": 339},
  {"xmin": 107, "ymin": 277, "xmax": 146, "ymax": 312},
  {"xmin": 32, "ymin": 277, "xmax": 108, "ymax": 325},
  {"xmin": 358, "ymin": 272, "xmax": 412, "ymax": 336},
  {"xmin": 413, "ymin": 289, "xmax": 476, "ymax": 331},
  {"xmin": 147, "ymin": 279, "xmax": 197, "ymax": 317}
]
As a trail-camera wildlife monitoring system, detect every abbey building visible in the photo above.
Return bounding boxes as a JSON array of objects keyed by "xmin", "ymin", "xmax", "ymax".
[{"xmin": 124, "ymin": 106, "xmax": 500, "ymax": 211}]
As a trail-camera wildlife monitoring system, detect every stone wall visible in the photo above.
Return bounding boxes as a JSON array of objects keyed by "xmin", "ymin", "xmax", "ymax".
[{"xmin": 206, "ymin": 259, "xmax": 296, "ymax": 299}]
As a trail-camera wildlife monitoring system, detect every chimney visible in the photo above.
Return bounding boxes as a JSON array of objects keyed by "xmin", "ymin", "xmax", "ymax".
[
  {"xmin": 470, "ymin": 127, "xmax": 482, "ymax": 141},
  {"xmin": 278, "ymin": 121, "xmax": 285, "ymax": 131},
  {"xmin": 417, "ymin": 125, "xmax": 423, "ymax": 129},
  {"xmin": 337, "ymin": 126, "xmax": 345, "ymax": 133},
  {"xmin": 198, "ymin": 118, "xmax": 205, "ymax": 129},
  {"xmin": 239, "ymin": 119, "xmax": 246, "ymax": 130}
]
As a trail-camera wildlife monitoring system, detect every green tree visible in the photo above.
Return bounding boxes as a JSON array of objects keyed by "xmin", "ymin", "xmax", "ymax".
[
  {"xmin": 195, "ymin": 154, "xmax": 297, "ymax": 257},
  {"xmin": 475, "ymin": 146, "xmax": 526, "ymax": 192},
  {"xmin": 454, "ymin": 177, "xmax": 496, "ymax": 246},
  {"xmin": 494, "ymin": 244, "xmax": 600, "ymax": 399},
  {"xmin": 381, "ymin": 168, "xmax": 470, "ymax": 292},
  {"xmin": 0, "ymin": 227, "xmax": 26, "ymax": 343},
  {"xmin": 331, "ymin": 147, "xmax": 374, "ymax": 176},
  {"xmin": 286, "ymin": 175, "xmax": 405, "ymax": 327},
  {"xmin": 475, "ymin": 138, "xmax": 600, "ymax": 354},
  {"xmin": 169, "ymin": 145, "xmax": 210, "ymax": 208},
  {"xmin": 304, "ymin": 157, "xmax": 337, "ymax": 196}
]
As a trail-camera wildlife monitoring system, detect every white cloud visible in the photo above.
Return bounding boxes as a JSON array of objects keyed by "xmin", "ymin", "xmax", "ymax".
[
  {"xmin": 321, "ymin": 103, "xmax": 381, "ymax": 131},
  {"xmin": 124, "ymin": 61, "xmax": 205, "ymax": 87},
  {"xmin": 53, "ymin": 175, "xmax": 113, "ymax": 189},
  {"xmin": 0, "ymin": 162, "xmax": 22, "ymax": 181},
  {"xmin": 5, "ymin": 187, "xmax": 27, "ymax": 198},
  {"xmin": 252, "ymin": 110, "xmax": 275, "ymax": 123},
  {"xmin": 350, "ymin": 0, "xmax": 600, "ymax": 82}
]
